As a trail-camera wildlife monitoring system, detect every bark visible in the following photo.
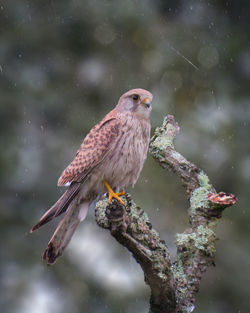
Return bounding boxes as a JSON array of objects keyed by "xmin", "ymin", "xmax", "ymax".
[{"xmin": 95, "ymin": 115, "xmax": 237, "ymax": 313}]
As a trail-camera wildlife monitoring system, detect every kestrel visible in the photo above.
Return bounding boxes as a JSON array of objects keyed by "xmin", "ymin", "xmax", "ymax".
[{"xmin": 31, "ymin": 88, "xmax": 153, "ymax": 264}]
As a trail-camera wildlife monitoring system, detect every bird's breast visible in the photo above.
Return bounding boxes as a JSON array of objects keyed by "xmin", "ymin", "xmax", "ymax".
[{"xmin": 102, "ymin": 115, "xmax": 151, "ymax": 189}]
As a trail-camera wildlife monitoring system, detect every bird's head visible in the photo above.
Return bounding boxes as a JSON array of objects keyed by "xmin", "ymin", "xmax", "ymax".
[{"xmin": 116, "ymin": 88, "xmax": 153, "ymax": 119}]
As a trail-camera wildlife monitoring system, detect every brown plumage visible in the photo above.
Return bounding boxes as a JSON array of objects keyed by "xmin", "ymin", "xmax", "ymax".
[{"xmin": 31, "ymin": 88, "xmax": 153, "ymax": 264}]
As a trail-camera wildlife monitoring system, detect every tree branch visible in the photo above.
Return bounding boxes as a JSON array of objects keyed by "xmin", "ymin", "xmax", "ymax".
[
  {"xmin": 95, "ymin": 115, "xmax": 237, "ymax": 313},
  {"xmin": 95, "ymin": 195, "xmax": 176, "ymax": 313}
]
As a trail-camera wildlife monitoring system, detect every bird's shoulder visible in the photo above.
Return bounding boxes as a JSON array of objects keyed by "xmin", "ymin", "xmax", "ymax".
[{"xmin": 80, "ymin": 109, "xmax": 120, "ymax": 150}]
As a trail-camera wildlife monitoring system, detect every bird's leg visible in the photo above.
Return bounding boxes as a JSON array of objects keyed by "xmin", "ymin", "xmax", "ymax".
[{"xmin": 104, "ymin": 180, "xmax": 125, "ymax": 205}]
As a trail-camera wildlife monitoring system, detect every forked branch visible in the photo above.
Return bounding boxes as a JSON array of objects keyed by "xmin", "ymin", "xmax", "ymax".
[{"xmin": 95, "ymin": 115, "xmax": 237, "ymax": 313}]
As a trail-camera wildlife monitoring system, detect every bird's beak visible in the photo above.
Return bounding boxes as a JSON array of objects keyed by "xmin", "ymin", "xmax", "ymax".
[{"xmin": 141, "ymin": 97, "xmax": 151, "ymax": 108}]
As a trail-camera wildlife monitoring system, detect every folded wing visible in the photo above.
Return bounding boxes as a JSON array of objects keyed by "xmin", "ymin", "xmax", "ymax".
[
  {"xmin": 31, "ymin": 114, "xmax": 120, "ymax": 232},
  {"xmin": 58, "ymin": 114, "xmax": 120, "ymax": 186}
]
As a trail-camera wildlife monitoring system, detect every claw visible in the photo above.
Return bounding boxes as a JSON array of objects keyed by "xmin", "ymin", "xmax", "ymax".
[{"xmin": 104, "ymin": 181, "xmax": 125, "ymax": 205}]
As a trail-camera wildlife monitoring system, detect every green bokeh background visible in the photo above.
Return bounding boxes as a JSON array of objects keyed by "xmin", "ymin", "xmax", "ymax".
[{"xmin": 0, "ymin": 1, "xmax": 249, "ymax": 312}]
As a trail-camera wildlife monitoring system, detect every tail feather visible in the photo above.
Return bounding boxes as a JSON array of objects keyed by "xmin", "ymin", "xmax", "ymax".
[
  {"xmin": 43, "ymin": 199, "xmax": 90, "ymax": 264},
  {"xmin": 30, "ymin": 182, "xmax": 81, "ymax": 232}
]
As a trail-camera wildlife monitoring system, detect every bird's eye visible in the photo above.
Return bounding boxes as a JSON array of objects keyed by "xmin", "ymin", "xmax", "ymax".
[{"xmin": 132, "ymin": 94, "xmax": 139, "ymax": 101}]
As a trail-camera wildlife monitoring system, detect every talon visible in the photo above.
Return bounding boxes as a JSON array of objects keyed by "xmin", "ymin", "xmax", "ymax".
[{"xmin": 104, "ymin": 180, "xmax": 125, "ymax": 205}]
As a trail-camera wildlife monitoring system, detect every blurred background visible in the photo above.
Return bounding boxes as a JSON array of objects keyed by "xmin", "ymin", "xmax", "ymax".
[{"xmin": 0, "ymin": 1, "xmax": 249, "ymax": 312}]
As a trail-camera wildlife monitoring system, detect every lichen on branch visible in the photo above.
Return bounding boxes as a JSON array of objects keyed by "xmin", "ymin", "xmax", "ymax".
[
  {"xmin": 95, "ymin": 115, "xmax": 237, "ymax": 313},
  {"xmin": 95, "ymin": 194, "xmax": 176, "ymax": 312}
]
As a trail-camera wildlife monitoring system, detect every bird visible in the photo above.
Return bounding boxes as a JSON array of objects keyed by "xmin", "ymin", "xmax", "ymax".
[{"xmin": 31, "ymin": 88, "xmax": 153, "ymax": 264}]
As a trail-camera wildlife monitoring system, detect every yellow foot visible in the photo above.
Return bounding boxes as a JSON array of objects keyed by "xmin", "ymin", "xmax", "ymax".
[{"xmin": 104, "ymin": 181, "xmax": 125, "ymax": 205}]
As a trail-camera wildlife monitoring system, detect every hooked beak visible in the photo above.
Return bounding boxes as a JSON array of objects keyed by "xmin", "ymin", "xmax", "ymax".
[{"xmin": 141, "ymin": 97, "xmax": 151, "ymax": 108}]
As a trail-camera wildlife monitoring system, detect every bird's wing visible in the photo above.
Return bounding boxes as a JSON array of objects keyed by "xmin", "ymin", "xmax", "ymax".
[
  {"xmin": 58, "ymin": 113, "xmax": 120, "ymax": 186},
  {"xmin": 30, "ymin": 182, "xmax": 81, "ymax": 232}
]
